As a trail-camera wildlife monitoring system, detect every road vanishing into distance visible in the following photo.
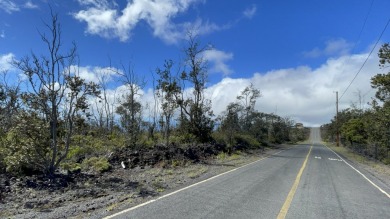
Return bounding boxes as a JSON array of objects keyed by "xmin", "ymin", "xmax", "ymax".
[{"xmin": 104, "ymin": 128, "xmax": 390, "ymax": 219}]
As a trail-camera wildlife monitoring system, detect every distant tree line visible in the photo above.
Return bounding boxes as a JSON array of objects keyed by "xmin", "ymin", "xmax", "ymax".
[
  {"xmin": 321, "ymin": 43, "xmax": 390, "ymax": 165},
  {"xmin": 0, "ymin": 12, "xmax": 308, "ymax": 177}
]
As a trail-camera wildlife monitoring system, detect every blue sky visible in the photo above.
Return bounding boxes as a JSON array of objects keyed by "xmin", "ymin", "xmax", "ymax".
[{"xmin": 1, "ymin": 0, "xmax": 390, "ymax": 126}]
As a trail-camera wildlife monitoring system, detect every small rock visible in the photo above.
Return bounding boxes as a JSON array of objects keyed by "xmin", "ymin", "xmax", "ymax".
[
  {"xmin": 24, "ymin": 202, "xmax": 34, "ymax": 209},
  {"xmin": 30, "ymin": 193, "xmax": 37, "ymax": 198}
]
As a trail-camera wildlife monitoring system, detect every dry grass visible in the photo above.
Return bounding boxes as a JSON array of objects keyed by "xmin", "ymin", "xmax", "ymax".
[{"xmin": 186, "ymin": 166, "xmax": 209, "ymax": 179}]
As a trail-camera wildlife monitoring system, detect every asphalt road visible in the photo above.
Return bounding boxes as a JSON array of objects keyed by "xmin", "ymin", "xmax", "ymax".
[{"xmin": 105, "ymin": 128, "xmax": 390, "ymax": 219}]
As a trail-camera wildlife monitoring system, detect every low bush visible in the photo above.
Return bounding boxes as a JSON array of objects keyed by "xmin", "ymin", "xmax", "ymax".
[
  {"xmin": 382, "ymin": 157, "xmax": 390, "ymax": 165},
  {"xmin": 216, "ymin": 152, "xmax": 227, "ymax": 160},
  {"xmin": 234, "ymin": 134, "xmax": 261, "ymax": 149},
  {"xmin": 211, "ymin": 132, "xmax": 228, "ymax": 145},
  {"xmin": 81, "ymin": 157, "xmax": 111, "ymax": 174},
  {"xmin": 170, "ymin": 133, "xmax": 197, "ymax": 145},
  {"xmin": 60, "ymin": 162, "xmax": 81, "ymax": 173}
]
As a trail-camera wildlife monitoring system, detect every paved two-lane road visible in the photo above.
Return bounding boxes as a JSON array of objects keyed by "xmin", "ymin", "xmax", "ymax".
[{"xmin": 105, "ymin": 128, "xmax": 390, "ymax": 219}]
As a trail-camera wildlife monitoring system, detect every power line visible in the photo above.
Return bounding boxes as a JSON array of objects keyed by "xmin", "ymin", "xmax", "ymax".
[
  {"xmin": 335, "ymin": 0, "xmax": 374, "ymax": 100},
  {"xmin": 339, "ymin": 17, "xmax": 390, "ymax": 101},
  {"xmin": 361, "ymin": 61, "xmax": 387, "ymax": 98},
  {"xmin": 350, "ymin": 0, "xmax": 375, "ymax": 55}
]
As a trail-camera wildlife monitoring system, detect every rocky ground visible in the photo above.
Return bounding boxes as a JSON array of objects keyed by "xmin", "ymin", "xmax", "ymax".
[{"xmin": 0, "ymin": 145, "xmax": 284, "ymax": 219}]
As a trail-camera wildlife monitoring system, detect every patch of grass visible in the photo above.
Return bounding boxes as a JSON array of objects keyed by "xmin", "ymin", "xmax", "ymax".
[
  {"xmin": 216, "ymin": 152, "xmax": 227, "ymax": 161},
  {"xmin": 164, "ymin": 169, "xmax": 174, "ymax": 175},
  {"xmin": 107, "ymin": 194, "xmax": 134, "ymax": 211},
  {"xmin": 228, "ymin": 153, "xmax": 240, "ymax": 160},
  {"xmin": 106, "ymin": 203, "xmax": 118, "ymax": 212},
  {"xmin": 186, "ymin": 166, "xmax": 208, "ymax": 179},
  {"xmin": 171, "ymin": 159, "xmax": 185, "ymax": 167},
  {"xmin": 145, "ymin": 168, "xmax": 161, "ymax": 176},
  {"xmin": 382, "ymin": 157, "xmax": 390, "ymax": 165},
  {"xmin": 216, "ymin": 151, "xmax": 242, "ymax": 163},
  {"xmin": 152, "ymin": 177, "xmax": 165, "ymax": 192}
]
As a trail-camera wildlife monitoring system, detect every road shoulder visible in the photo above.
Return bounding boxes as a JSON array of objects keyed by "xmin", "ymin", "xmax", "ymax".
[{"xmin": 324, "ymin": 142, "xmax": 390, "ymax": 192}]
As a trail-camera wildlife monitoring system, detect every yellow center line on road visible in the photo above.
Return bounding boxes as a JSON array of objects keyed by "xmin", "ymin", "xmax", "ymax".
[{"xmin": 277, "ymin": 146, "xmax": 312, "ymax": 219}]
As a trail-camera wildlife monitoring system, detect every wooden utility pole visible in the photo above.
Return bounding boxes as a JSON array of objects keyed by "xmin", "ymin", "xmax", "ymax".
[{"xmin": 336, "ymin": 91, "xmax": 340, "ymax": 146}]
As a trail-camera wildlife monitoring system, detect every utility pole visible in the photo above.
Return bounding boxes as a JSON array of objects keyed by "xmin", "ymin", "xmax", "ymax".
[{"xmin": 336, "ymin": 91, "xmax": 340, "ymax": 146}]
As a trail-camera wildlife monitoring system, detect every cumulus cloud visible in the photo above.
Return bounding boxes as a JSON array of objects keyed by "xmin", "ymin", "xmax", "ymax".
[
  {"xmin": 304, "ymin": 38, "xmax": 353, "ymax": 58},
  {"xmin": 243, "ymin": 4, "xmax": 257, "ymax": 19},
  {"xmin": 205, "ymin": 52, "xmax": 379, "ymax": 127},
  {"xmin": 0, "ymin": 53, "xmax": 15, "ymax": 71},
  {"xmin": 74, "ymin": 0, "xmax": 225, "ymax": 44},
  {"xmin": 203, "ymin": 49, "xmax": 234, "ymax": 76}
]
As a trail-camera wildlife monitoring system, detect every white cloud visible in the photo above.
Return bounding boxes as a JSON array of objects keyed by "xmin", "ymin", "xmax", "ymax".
[
  {"xmin": 0, "ymin": 0, "xmax": 20, "ymax": 13},
  {"xmin": 304, "ymin": 38, "xmax": 353, "ymax": 58},
  {"xmin": 203, "ymin": 49, "xmax": 234, "ymax": 76},
  {"xmin": 24, "ymin": 0, "xmax": 39, "ymax": 9},
  {"xmin": 203, "ymin": 52, "xmax": 379, "ymax": 127},
  {"xmin": 0, "ymin": 0, "xmax": 39, "ymax": 13},
  {"xmin": 73, "ymin": 65, "xmax": 121, "ymax": 83},
  {"xmin": 0, "ymin": 53, "xmax": 15, "ymax": 71},
  {"xmin": 74, "ymin": 0, "xmax": 225, "ymax": 44},
  {"xmin": 243, "ymin": 4, "xmax": 257, "ymax": 19},
  {"xmin": 0, "ymin": 30, "xmax": 5, "ymax": 38}
]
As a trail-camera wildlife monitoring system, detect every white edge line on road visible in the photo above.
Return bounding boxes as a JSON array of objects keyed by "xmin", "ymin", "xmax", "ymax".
[
  {"xmin": 324, "ymin": 144, "xmax": 390, "ymax": 199},
  {"xmin": 103, "ymin": 148, "xmax": 289, "ymax": 218}
]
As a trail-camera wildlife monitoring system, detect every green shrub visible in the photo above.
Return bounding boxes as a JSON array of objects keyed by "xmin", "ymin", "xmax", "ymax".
[
  {"xmin": 60, "ymin": 162, "xmax": 81, "ymax": 173},
  {"xmin": 1, "ymin": 126, "xmax": 48, "ymax": 174},
  {"xmin": 138, "ymin": 133, "xmax": 157, "ymax": 148},
  {"xmin": 212, "ymin": 131, "xmax": 229, "ymax": 145},
  {"xmin": 234, "ymin": 134, "xmax": 261, "ymax": 149},
  {"xmin": 382, "ymin": 157, "xmax": 390, "ymax": 165},
  {"xmin": 170, "ymin": 133, "xmax": 197, "ymax": 145},
  {"xmin": 216, "ymin": 152, "xmax": 227, "ymax": 160},
  {"xmin": 67, "ymin": 146, "xmax": 88, "ymax": 161},
  {"xmin": 171, "ymin": 159, "xmax": 186, "ymax": 167},
  {"xmin": 81, "ymin": 157, "xmax": 111, "ymax": 174}
]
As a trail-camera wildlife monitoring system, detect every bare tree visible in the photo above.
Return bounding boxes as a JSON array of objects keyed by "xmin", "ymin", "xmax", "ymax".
[
  {"xmin": 91, "ymin": 66, "xmax": 117, "ymax": 133},
  {"xmin": 13, "ymin": 11, "xmax": 100, "ymax": 176}
]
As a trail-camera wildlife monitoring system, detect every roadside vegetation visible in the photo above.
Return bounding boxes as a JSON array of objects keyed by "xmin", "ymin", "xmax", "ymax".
[
  {"xmin": 0, "ymin": 12, "xmax": 309, "ymax": 179},
  {"xmin": 321, "ymin": 43, "xmax": 390, "ymax": 165}
]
